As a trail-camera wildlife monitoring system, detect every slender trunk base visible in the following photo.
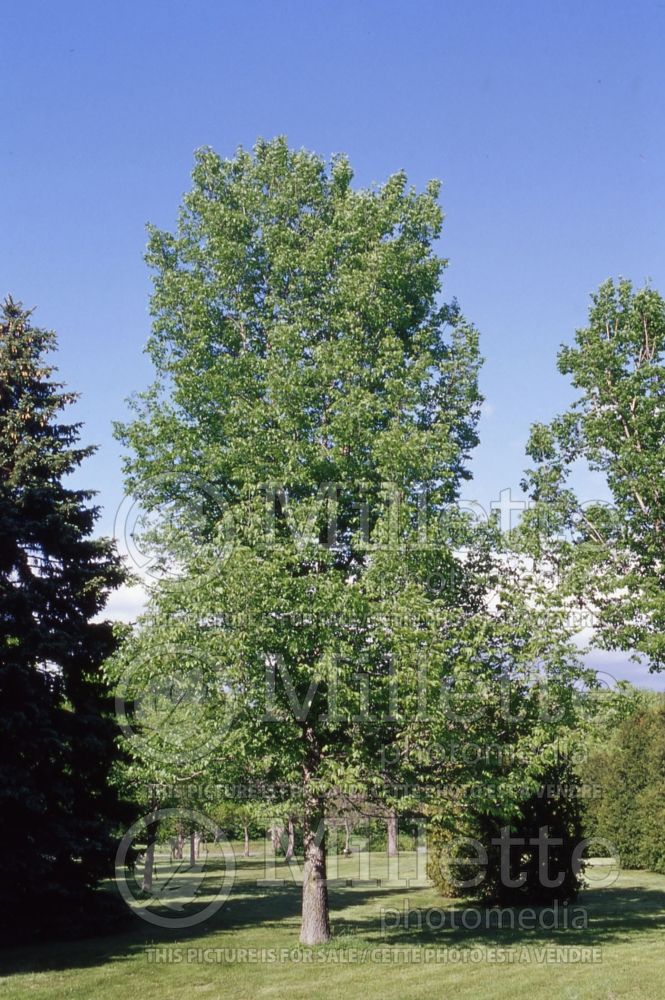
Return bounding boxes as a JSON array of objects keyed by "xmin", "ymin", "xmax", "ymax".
[
  {"xmin": 284, "ymin": 816, "xmax": 295, "ymax": 862},
  {"xmin": 142, "ymin": 839, "xmax": 156, "ymax": 892},
  {"xmin": 244, "ymin": 824, "xmax": 250, "ymax": 857},
  {"xmin": 142, "ymin": 810, "xmax": 159, "ymax": 892},
  {"xmin": 387, "ymin": 809, "xmax": 398, "ymax": 858},
  {"xmin": 270, "ymin": 823, "xmax": 283, "ymax": 853},
  {"xmin": 343, "ymin": 817, "xmax": 352, "ymax": 855}
]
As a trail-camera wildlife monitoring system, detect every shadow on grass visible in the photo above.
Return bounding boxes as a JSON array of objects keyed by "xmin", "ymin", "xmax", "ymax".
[
  {"xmin": 360, "ymin": 880, "xmax": 665, "ymax": 950},
  {"xmin": 0, "ymin": 856, "xmax": 388, "ymax": 976},
  {"xmin": 2, "ymin": 857, "xmax": 665, "ymax": 977}
]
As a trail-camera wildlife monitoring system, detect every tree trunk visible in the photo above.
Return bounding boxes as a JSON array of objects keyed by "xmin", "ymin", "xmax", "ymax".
[
  {"xmin": 142, "ymin": 810, "xmax": 159, "ymax": 892},
  {"xmin": 300, "ymin": 725, "xmax": 331, "ymax": 945},
  {"xmin": 387, "ymin": 809, "xmax": 398, "ymax": 858},
  {"xmin": 270, "ymin": 823, "xmax": 283, "ymax": 853},
  {"xmin": 343, "ymin": 817, "xmax": 352, "ymax": 855},
  {"xmin": 142, "ymin": 839, "xmax": 156, "ymax": 892},
  {"xmin": 190, "ymin": 830, "xmax": 197, "ymax": 867},
  {"xmin": 243, "ymin": 823, "xmax": 250, "ymax": 857},
  {"xmin": 284, "ymin": 816, "xmax": 295, "ymax": 861},
  {"xmin": 172, "ymin": 823, "xmax": 184, "ymax": 860},
  {"xmin": 300, "ymin": 799, "xmax": 330, "ymax": 944}
]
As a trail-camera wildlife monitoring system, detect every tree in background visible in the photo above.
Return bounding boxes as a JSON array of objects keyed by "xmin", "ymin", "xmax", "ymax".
[
  {"xmin": 522, "ymin": 280, "xmax": 665, "ymax": 669},
  {"xmin": 580, "ymin": 689, "xmax": 665, "ymax": 874},
  {"xmin": 0, "ymin": 298, "xmax": 128, "ymax": 940}
]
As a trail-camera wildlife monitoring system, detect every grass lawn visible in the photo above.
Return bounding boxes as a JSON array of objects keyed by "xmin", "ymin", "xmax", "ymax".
[{"xmin": 1, "ymin": 845, "xmax": 664, "ymax": 999}]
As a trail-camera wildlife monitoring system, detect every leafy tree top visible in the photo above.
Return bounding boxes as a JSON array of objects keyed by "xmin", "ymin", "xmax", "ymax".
[
  {"xmin": 522, "ymin": 279, "xmax": 665, "ymax": 667},
  {"xmin": 118, "ymin": 137, "xmax": 482, "ymax": 532}
]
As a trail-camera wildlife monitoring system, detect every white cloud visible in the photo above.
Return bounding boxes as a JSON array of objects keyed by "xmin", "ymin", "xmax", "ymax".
[
  {"xmin": 101, "ymin": 583, "xmax": 147, "ymax": 624},
  {"xmin": 581, "ymin": 646, "xmax": 665, "ymax": 691}
]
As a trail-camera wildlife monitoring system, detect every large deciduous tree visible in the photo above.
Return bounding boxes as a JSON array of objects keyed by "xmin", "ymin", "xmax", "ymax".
[
  {"xmin": 0, "ymin": 298, "xmax": 128, "ymax": 939},
  {"xmin": 114, "ymin": 138, "xmax": 583, "ymax": 943}
]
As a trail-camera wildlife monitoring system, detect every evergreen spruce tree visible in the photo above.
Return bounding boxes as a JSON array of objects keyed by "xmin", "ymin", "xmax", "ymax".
[{"xmin": 0, "ymin": 297, "xmax": 127, "ymax": 940}]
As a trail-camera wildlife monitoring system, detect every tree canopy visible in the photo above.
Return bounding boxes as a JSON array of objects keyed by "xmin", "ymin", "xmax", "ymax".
[{"xmin": 523, "ymin": 279, "xmax": 665, "ymax": 668}]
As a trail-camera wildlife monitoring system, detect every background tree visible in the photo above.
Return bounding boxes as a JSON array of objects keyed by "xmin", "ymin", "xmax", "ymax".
[
  {"xmin": 522, "ymin": 279, "xmax": 665, "ymax": 668},
  {"xmin": 0, "ymin": 298, "xmax": 128, "ymax": 940},
  {"xmin": 580, "ymin": 689, "xmax": 665, "ymax": 874}
]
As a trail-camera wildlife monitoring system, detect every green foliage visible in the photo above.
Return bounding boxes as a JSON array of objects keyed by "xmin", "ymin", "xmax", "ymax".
[
  {"xmin": 522, "ymin": 279, "xmax": 665, "ymax": 668},
  {"xmin": 119, "ymin": 138, "xmax": 481, "ymax": 512},
  {"xmin": 114, "ymin": 138, "xmax": 583, "ymax": 775},
  {"xmin": 580, "ymin": 697, "xmax": 665, "ymax": 873},
  {"xmin": 112, "ymin": 138, "xmax": 488, "ymax": 794},
  {"xmin": 110, "ymin": 140, "xmax": 586, "ymax": 940},
  {"xmin": 0, "ymin": 298, "xmax": 130, "ymax": 941},
  {"xmin": 427, "ymin": 757, "xmax": 586, "ymax": 904}
]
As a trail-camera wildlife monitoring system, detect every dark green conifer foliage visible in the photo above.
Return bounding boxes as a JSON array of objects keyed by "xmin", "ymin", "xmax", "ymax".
[{"xmin": 0, "ymin": 298, "xmax": 127, "ymax": 940}]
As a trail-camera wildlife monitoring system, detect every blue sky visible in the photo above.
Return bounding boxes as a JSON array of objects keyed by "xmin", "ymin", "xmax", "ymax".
[{"xmin": 1, "ymin": 0, "xmax": 663, "ymax": 684}]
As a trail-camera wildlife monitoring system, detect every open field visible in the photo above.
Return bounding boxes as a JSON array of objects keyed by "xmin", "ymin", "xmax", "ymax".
[{"xmin": 1, "ymin": 847, "xmax": 664, "ymax": 999}]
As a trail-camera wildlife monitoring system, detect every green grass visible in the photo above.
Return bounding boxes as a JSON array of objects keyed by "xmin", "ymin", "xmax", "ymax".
[{"xmin": 1, "ymin": 846, "xmax": 664, "ymax": 999}]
